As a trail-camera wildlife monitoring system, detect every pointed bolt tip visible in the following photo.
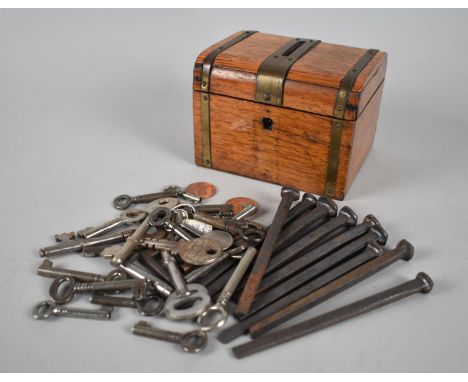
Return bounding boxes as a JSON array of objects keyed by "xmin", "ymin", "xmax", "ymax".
[{"xmin": 416, "ymin": 272, "xmax": 434, "ymax": 293}]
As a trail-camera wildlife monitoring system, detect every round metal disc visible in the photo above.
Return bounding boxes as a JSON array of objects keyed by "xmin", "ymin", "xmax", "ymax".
[
  {"xmin": 203, "ymin": 230, "xmax": 234, "ymax": 251},
  {"xmin": 177, "ymin": 238, "xmax": 223, "ymax": 266}
]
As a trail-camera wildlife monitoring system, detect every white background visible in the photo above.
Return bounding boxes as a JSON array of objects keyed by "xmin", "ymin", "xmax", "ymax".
[{"xmin": 0, "ymin": 9, "xmax": 467, "ymax": 372}]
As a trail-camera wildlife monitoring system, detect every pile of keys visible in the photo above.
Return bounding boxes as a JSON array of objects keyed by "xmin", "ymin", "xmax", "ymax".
[
  {"xmin": 33, "ymin": 182, "xmax": 433, "ymax": 358},
  {"xmin": 33, "ymin": 182, "xmax": 265, "ymax": 353}
]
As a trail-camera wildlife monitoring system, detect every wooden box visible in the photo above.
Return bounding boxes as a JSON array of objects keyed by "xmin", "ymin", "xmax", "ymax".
[{"xmin": 193, "ymin": 31, "xmax": 387, "ymax": 200}]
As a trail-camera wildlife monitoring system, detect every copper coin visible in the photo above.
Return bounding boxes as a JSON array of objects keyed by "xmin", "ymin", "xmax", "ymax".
[
  {"xmin": 186, "ymin": 182, "xmax": 217, "ymax": 199},
  {"xmin": 225, "ymin": 197, "xmax": 259, "ymax": 215}
]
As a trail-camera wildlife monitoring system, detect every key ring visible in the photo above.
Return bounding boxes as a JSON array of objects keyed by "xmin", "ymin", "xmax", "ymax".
[{"xmin": 197, "ymin": 303, "xmax": 228, "ymax": 332}]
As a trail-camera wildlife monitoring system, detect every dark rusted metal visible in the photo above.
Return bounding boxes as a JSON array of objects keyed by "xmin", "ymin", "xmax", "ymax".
[
  {"xmin": 257, "ymin": 215, "xmax": 386, "ymax": 295},
  {"xmin": 274, "ymin": 197, "xmax": 337, "ymax": 252},
  {"xmin": 138, "ymin": 253, "xmax": 172, "ymax": 284},
  {"xmin": 249, "ymin": 239, "xmax": 414, "ymax": 338},
  {"xmin": 235, "ymin": 187, "xmax": 300, "ymax": 316},
  {"xmin": 265, "ymin": 206, "xmax": 358, "ymax": 276},
  {"xmin": 207, "ymin": 211, "xmax": 374, "ymax": 302},
  {"xmin": 196, "ymin": 256, "xmax": 237, "ymax": 288},
  {"xmin": 217, "ymin": 244, "xmax": 383, "ymax": 344},
  {"xmin": 232, "ymin": 272, "xmax": 433, "ymax": 359},
  {"xmin": 282, "ymin": 193, "xmax": 317, "ymax": 227},
  {"xmin": 246, "ymin": 223, "xmax": 388, "ymax": 316}
]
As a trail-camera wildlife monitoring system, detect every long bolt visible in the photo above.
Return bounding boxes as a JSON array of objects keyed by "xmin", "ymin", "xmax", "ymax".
[
  {"xmin": 282, "ymin": 193, "xmax": 318, "ymax": 226},
  {"xmin": 217, "ymin": 241, "xmax": 398, "ymax": 344},
  {"xmin": 249, "ymin": 239, "xmax": 414, "ymax": 338},
  {"xmin": 232, "ymin": 272, "xmax": 433, "ymax": 358},
  {"xmin": 246, "ymin": 227, "xmax": 388, "ymax": 316},
  {"xmin": 274, "ymin": 197, "xmax": 338, "ymax": 252},
  {"xmin": 216, "ymin": 207, "xmax": 361, "ymax": 308},
  {"xmin": 257, "ymin": 216, "xmax": 386, "ymax": 295},
  {"xmin": 266, "ymin": 206, "xmax": 358, "ymax": 276},
  {"xmin": 235, "ymin": 186, "xmax": 300, "ymax": 316}
]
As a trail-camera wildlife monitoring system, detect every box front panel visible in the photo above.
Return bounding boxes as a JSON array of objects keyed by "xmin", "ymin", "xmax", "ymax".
[{"xmin": 194, "ymin": 91, "xmax": 353, "ymax": 199}]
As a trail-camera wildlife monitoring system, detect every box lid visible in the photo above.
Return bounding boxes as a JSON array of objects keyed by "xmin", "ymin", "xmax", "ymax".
[{"xmin": 194, "ymin": 31, "xmax": 387, "ymax": 121}]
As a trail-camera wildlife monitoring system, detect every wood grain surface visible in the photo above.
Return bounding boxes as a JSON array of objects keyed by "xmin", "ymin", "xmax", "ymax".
[{"xmin": 193, "ymin": 31, "xmax": 387, "ymax": 199}]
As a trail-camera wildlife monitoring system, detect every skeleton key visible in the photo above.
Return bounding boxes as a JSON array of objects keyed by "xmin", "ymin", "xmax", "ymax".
[
  {"xmin": 40, "ymin": 230, "xmax": 134, "ymax": 258},
  {"xmin": 33, "ymin": 300, "xmax": 113, "ymax": 320},
  {"xmin": 138, "ymin": 237, "xmax": 223, "ymax": 266},
  {"xmin": 148, "ymin": 207, "xmax": 195, "ymax": 241},
  {"xmin": 132, "ymin": 321, "xmax": 207, "ymax": 353},
  {"xmin": 37, "ymin": 259, "xmax": 126, "ymax": 282},
  {"xmin": 78, "ymin": 209, "xmax": 147, "ymax": 239},
  {"xmin": 113, "ymin": 187, "xmax": 200, "ymax": 210},
  {"xmin": 160, "ymin": 249, "xmax": 211, "ymax": 320},
  {"xmin": 49, "ymin": 276, "xmax": 148, "ymax": 304},
  {"xmin": 108, "ymin": 199, "xmax": 177, "ymax": 266},
  {"xmin": 119, "ymin": 259, "xmax": 173, "ymax": 298},
  {"xmin": 197, "ymin": 246, "xmax": 257, "ymax": 331},
  {"xmin": 90, "ymin": 294, "xmax": 163, "ymax": 316}
]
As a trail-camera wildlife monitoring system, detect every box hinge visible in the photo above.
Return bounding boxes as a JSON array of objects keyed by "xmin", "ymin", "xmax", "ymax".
[
  {"xmin": 255, "ymin": 38, "xmax": 321, "ymax": 106},
  {"xmin": 324, "ymin": 48, "xmax": 379, "ymax": 198},
  {"xmin": 200, "ymin": 30, "xmax": 257, "ymax": 167}
]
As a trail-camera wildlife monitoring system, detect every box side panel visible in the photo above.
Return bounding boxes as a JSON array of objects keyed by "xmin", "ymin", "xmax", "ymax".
[
  {"xmin": 357, "ymin": 53, "xmax": 387, "ymax": 117},
  {"xmin": 345, "ymin": 82, "xmax": 385, "ymax": 194},
  {"xmin": 194, "ymin": 92, "xmax": 352, "ymax": 199}
]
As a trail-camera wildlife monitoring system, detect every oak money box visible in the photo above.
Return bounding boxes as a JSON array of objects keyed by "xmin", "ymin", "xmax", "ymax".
[{"xmin": 193, "ymin": 31, "xmax": 387, "ymax": 200}]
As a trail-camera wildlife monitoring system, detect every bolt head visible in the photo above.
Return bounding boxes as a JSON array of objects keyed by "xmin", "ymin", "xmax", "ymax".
[
  {"xmin": 317, "ymin": 196, "xmax": 338, "ymax": 217},
  {"xmin": 280, "ymin": 187, "xmax": 300, "ymax": 201},
  {"xmin": 396, "ymin": 239, "xmax": 414, "ymax": 261},
  {"xmin": 340, "ymin": 206, "xmax": 358, "ymax": 226},
  {"xmin": 301, "ymin": 193, "xmax": 317, "ymax": 206},
  {"xmin": 417, "ymin": 272, "xmax": 434, "ymax": 293}
]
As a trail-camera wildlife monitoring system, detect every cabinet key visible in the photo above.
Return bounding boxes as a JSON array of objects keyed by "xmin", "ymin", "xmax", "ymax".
[
  {"xmin": 33, "ymin": 300, "xmax": 113, "ymax": 320},
  {"xmin": 49, "ymin": 277, "xmax": 147, "ymax": 304},
  {"xmin": 78, "ymin": 209, "xmax": 147, "ymax": 239},
  {"xmin": 132, "ymin": 321, "xmax": 207, "ymax": 353}
]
